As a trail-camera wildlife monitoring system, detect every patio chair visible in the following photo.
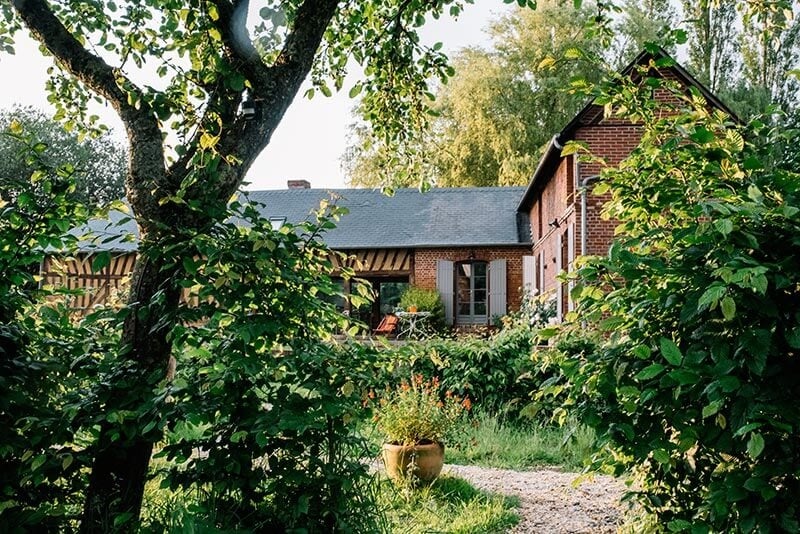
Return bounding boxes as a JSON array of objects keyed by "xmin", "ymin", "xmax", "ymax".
[{"xmin": 373, "ymin": 314, "xmax": 399, "ymax": 336}]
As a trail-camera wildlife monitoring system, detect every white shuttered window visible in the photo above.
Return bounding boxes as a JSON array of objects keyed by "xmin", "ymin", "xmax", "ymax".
[
  {"xmin": 436, "ymin": 260, "xmax": 454, "ymax": 325},
  {"xmin": 488, "ymin": 259, "xmax": 507, "ymax": 318}
]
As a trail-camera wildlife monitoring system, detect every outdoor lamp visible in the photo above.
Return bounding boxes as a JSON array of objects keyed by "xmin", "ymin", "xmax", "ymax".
[{"xmin": 241, "ymin": 91, "xmax": 256, "ymax": 120}]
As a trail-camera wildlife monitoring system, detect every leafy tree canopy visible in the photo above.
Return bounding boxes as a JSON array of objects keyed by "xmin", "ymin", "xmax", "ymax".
[
  {"xmin": 0, "ymin": 106, "xmax": 126, "ymax": 205},
  {"xmin": 345, "ymin": 0, "xmax": 800, "ymax": 189},
  {"xmin": 346, "ymin": 0, "xmax": 606, "ymax": 189}
]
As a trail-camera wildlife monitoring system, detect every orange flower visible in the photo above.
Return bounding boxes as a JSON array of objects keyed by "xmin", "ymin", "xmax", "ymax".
[
  {"xmin": 436, "ymin": 401, "xmax": 444, "ymax": 408},
  {"xmin": 368, "ymin": 390, "xmax": 375, "ymax": 399},
  {"xmin": 445, "ymin": 390, "xmax": 453, "ymax": 398},
  {"xmin": 462, "ymin": 398, "xmax": 472, "ymax": 411}
]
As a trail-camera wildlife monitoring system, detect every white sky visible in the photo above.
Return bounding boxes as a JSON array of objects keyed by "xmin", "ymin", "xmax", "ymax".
[{"xmin": 0, "ymin": 2, "xmax": 511, "ymax": 191}]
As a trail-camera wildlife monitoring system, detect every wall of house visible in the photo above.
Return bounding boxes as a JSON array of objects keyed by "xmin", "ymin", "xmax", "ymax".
[
  {"xmin": 413, "ymin": 246, "xmax": 530, "ymax": 314},
  {"xmin": 42, "ymin": 253, "xmax": 137, "ymax": 314},
  {"xmin": 529, "ymin": 120, "xmax": 645, "ymax": 315}
]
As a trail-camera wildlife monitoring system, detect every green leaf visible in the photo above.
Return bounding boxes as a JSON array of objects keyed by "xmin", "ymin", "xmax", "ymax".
[
  {"xmin": 341, "ymin": 381, "xmax": 355, "ymax": 397},
  {"xmin": 659, "ymin": 338, "xmax": 683, "ymax": 366},
  {"xmin": 114, "ymin": 512, "xmax": 133, "ymax": 527},
  {"xmin": 698, "ymin": 284, "xmax": 726, "ymax": 311},
  {"xmin": 786, "ymin": 327, "xmax": 800, "ymax": 349},
  {"xmin": 668, "ymin": 519, "xmax": 692, "ymax": 532},
  {"xmin": 733, "ymin": 423, "xmax": 764, "ymax": 438},
  {"xmin": 720, "ymin": 297, "xmax": 736, "ymax": 321},
  {"xmin": 538, "ymin": 56, "xmax": 556, "ymax": 71},
  {"xmin": 31, "ymin": 454, "xmax": 47, "ymax": 471},
  {"xmin": 652, "ymin": 448, "xmax": 670, "ymax": 464},
  {"xmin": 702, "ymin": 399, "xmax": 724, "ymax": 418},
  {"xmin": 91, "ymin": 252, "xmax": 111, "ymax": 272},
  {"xmin": 691, "ymin": 126, "xmax": 714, "ymax": 144},
  {"xmin": 348, "ymin": 84, "xmax": 362, "ymax": 98},
  {"xmin": 747, "ymin": 184, "xmax": 764, "ymax": 203},
  {"xmin": 227, "ymin": 74, "xmax": 245, "ymax": 92},
  {"xmin": 668, "ymin": 369, "xmax": 700, "ymax": 385},
  {"xmin": 747, "ymin": 432, "xmax": 765, "ymax": 459},
  {"xmin": 713, "ymin": 219, "xmax": 733, "ymax": 236},
  {"xmin": 635, "ymin": 363, "xmax": 664, "ymax": 380}
]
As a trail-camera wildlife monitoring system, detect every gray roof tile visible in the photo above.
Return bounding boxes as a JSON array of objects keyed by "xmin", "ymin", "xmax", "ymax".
[{"xmin": 75, "ymin": 187, "xmax": 531, "ymax": 251}]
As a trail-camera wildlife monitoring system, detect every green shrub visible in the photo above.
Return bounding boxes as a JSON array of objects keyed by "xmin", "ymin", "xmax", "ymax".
[
  {"xmin": 545, "ymin": 75, "xmax": 800, "ymax": 532},
  {"xmin": 366, "ymin": 325, "xmax": 539, "ymax": 415},
  {"xmin": 151, "ymin": 199, "xmax": 383, "ymax": 532}
]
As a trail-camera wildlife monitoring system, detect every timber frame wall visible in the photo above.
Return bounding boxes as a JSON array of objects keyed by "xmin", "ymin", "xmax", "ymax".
[{"xmin": 41, "ymin": 253, "xmax": 137, "ymax": 313}]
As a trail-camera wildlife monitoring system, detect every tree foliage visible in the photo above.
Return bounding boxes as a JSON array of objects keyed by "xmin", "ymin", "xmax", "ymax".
[
  {"xmin": 347, "ymin": 0, "xmax": 800, "ymax": 188},
  {"xmin": 0, "ymin": 126, "xmax": 99, "ymax": 527},
  {"xmin": 1, "ymin": 0, "xmax": 497, "ymax": 527},
  {"xmin": 346, "ymin": 0, "xmax": 604, "ymax": 188},
  {"xmin": 612, "ymin": 0, "xmax": 677, "ymax": 67},
  {"xmin": 542, "ymin": 65, "xmax": 800, "ymax": 531},
  {"xmin": 0, "ymin": 106, "xmax": 126, "ymax": 205}
]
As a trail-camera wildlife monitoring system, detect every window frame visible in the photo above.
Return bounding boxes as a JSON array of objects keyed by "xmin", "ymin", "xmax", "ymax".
[{"xmin": 454, "ymin": 259, "xmax": 489, "ymax": 324}]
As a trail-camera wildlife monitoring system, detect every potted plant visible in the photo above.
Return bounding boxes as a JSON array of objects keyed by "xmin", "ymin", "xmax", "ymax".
[{"xmin": 372, "ymin": 375, "xmax": 470, "ymax": 483}]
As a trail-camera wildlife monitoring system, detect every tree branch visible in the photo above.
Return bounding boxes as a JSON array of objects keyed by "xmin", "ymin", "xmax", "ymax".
[
  {"xmin": 11, "ymin": 0, "xmax": 168, "ymax": 229},
  {"xmin": 215, "ymin": 0, "xmax": 341, "ymax": 196}
]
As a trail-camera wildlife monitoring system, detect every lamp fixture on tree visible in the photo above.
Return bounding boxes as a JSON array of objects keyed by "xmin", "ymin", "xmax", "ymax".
[{"xmin": 241, "ymin": 90, "xmax": 256, "ymax": 120}]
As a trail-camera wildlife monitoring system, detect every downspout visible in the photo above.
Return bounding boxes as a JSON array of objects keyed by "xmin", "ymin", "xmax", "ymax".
[{"xmin": 580, "ymin": 175, "xmax": 600, "ymax": 256}]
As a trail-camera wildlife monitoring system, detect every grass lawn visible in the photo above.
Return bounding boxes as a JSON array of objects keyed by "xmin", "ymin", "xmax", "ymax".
[
  {"xmin": 379, "ymin": 474, "xmax": 519, "ymax": 534},
  {"xmin": 446, "ymin": 413, "xmax": 596, "ymax": 471}
]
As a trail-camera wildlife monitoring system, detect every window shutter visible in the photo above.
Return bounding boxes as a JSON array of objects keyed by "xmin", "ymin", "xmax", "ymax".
[
  {"xmin": 489, "ymin": 259, "xmax": 507, "ymax": 318},
  {"xmin": 436, "ymin": 260, "xmax": 454, "ymax": 325},
  {"xmin": 522, "ymin": 255, "xmax": 536, "ymax": 296}
]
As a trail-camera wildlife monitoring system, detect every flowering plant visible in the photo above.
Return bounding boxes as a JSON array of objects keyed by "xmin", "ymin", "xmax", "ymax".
[{"xmin": 371, "ymin": 375, "xmax": 471, "ymax": 446}]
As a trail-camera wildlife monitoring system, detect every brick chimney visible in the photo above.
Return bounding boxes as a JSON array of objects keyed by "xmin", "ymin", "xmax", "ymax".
[{"xmin": 287, "ymin": 179, "xmax": 311, "ymax": 189}]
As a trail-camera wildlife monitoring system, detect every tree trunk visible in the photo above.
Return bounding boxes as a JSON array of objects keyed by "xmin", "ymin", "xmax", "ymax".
[{"xmin": 80, "ymin": 253, "xmax": 180, "ymax": 532}]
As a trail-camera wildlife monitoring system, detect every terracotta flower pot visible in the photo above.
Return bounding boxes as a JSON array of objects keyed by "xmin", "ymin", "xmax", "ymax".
[{"xmin": 382, "ymin": 441, "xmax": 444, "ymax": 482}]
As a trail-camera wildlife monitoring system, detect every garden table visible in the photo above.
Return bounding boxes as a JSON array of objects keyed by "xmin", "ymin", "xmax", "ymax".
[{"xmin": 395, "ymin": 311, "xmax": 432, "ymax": 339}]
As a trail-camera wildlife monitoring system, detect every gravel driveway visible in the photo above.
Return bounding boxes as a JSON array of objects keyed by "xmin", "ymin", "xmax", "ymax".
[{"xmin": 444, "ymin": 464, "xmax": 626, "ymax": 533}]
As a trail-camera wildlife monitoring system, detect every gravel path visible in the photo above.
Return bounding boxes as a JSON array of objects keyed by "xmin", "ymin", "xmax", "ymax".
[{"xmin": 443, "ymin": 464, "xmax": 626, "ymax": 533}]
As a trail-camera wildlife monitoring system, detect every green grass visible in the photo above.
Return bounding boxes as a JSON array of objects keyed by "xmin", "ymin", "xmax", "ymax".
[
  {"xmin": 141, "ymin": 472, "xmax": 517, "ymax": 533},
  {"xmin": 380, "ymin": 474, "xmax": 519, "ymax": 534},
  {"xmin": 445, "ymin": 413, "xmax": 596, "ymax": 471}
]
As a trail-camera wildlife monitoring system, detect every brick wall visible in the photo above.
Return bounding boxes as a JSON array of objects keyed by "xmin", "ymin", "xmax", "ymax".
[{"xmin": 413, "ymin": 246, "xmax": 531, "ymax": 313}]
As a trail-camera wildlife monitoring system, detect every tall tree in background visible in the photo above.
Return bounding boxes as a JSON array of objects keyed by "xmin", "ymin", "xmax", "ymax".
[
  {"xmin": 740, "ymin": 4, "xmax": 800, "ymax": 114},
  {"xmin": 0, "ymin": 107, "xmax": 126, "ymax": 205},
  {"xmin": 346, "ymin": 0, "xmax": 603, "ymax": 188},
  {"xmin": 681, "ymin": 0, "xmax": 739, "ymax": 95},
  {"xmin": 612, "ymin": 0, "xmax": 677, "ymax": 68}
]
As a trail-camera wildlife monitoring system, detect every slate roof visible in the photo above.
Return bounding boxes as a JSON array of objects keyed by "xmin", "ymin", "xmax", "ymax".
[{"xmin": 75, "ymin": 187, "xmax": 531, "ymax": 252}]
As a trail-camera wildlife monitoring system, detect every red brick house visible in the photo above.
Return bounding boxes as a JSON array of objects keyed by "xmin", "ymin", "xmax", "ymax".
[
  {"xmin": 53, "ymin": 184, "xmax": 533, "ymax": 329},
  {"xmin": 49, "ymin": 48, "xmax": 734, "ymax": 329},
  {"xmin": 515, "ymin": 47, "xmax": 736, "ymax": 320},
  {"xmin": 249, "ymin": 184, "xmax": 532, "ymax": 328}
]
